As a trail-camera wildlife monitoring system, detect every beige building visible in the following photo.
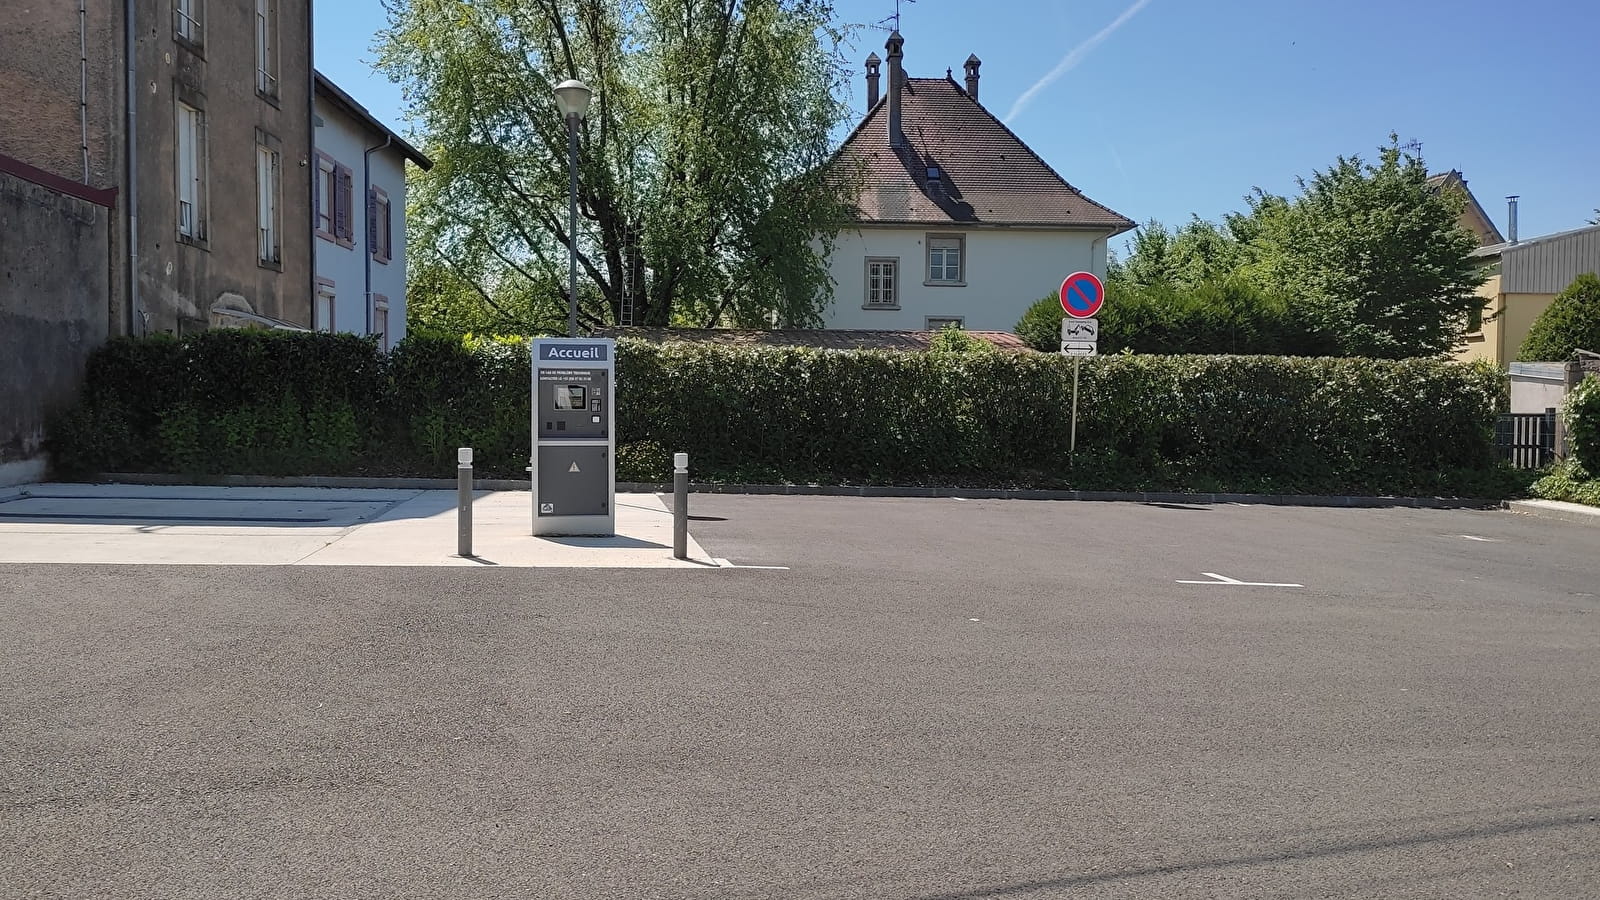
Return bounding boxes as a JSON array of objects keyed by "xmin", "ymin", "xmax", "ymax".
[
  {"xmin": 1427, "ymin": 170, "xmax": 1503, "ymax": 248},
  {"xmin": 1455, "ymin": 224, "xmax": 1600, "ymax": 367}
]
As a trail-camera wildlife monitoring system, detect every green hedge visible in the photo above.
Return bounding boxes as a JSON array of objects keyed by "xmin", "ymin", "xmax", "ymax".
[{"xmin": 49, "ymin": 330, "xmax": 1513, "ymax": 496}]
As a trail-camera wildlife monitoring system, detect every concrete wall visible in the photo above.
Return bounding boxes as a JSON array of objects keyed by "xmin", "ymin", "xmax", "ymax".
[
  {"xmin": 1508, "ymin": 363, "xmax": 1568, "ymax": 415},
  {"xmin": 821, "ymin": 226, "xmax": 1108, "ymax": 332},
  {"xmin": 132, "ymin": 0, "xmax": 313, "ymax": 334},
  {"xmin": 0, "ymin": 171, "xmax": 111, "ymax": 485},
  {"xmin": 312, "ymin": 96, "xmax": 410, "ymax": 346}
]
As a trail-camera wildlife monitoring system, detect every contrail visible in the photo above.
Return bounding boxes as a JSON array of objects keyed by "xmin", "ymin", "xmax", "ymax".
[{"xmin": 1003, "ymin": 0, "xmax": 1154, "ymax": 125}]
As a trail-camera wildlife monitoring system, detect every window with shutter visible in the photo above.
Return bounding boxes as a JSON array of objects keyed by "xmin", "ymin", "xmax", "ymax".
[
  {"xmin": 370, "ymin": 189, "xmax": 392, "ymax": 263},
  {"xmin": 315, "ymin": 154, "xmax": 336, "ymax": 239},
  {"xmin": 334, "ymin": 166, "xmax": 353, "ymax": 243}
]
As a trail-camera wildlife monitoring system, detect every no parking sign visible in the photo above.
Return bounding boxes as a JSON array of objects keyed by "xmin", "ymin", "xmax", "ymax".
[{"xmin": 1059, "ymin": 271, "xmax": 1104, "ymax": 319}]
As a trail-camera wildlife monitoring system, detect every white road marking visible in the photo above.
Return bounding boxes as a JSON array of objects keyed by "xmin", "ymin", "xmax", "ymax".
[
  {"xmin": 1176, "ymin": 572, "xmax": 1304, "ymax": 588},
  {"xmin": 712, "ymin": 558, "xmax": 790, "ymax": 570},
  {"xmin": 1458, "ymin": 534, "xmax": 1498, "ymax": 542}
]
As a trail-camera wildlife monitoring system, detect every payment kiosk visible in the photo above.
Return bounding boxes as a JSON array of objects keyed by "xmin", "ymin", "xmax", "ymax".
[{"xmin": 531, "ymin": 338, "xmax": 615, "ymax": 536}]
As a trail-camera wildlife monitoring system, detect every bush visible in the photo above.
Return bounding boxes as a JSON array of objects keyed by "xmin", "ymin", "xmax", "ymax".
[
  {"xmin": 1518, "ymin": 272, "xmax": 1600, "ymax": 361},
  {"xmin": 1530, "ymin": 460, "xmax": 1600, "ymax": 507},
  {"xmin": 928, "ymin": 323, "xmax": 997, "ymax": 354},
  {"xmin": 1562, "ymin": 374, "xmax": 1600, "ymax": 472},
  {"xmin": 1015, "ymin": 279, "xmax": 1329, "ymax": 356},
  {"xmin": 1015, "ymin": 293, "xmax": 1065, "ymax": 352},
  {"xmin": 49, "ymin": 332, "xmax": 1511, "ymax": 496}
]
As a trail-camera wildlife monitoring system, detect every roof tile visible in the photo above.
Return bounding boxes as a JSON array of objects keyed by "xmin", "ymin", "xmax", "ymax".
[{"xmin": 836, "ymin": 77, "xmax": 1133, "ymax": 231}]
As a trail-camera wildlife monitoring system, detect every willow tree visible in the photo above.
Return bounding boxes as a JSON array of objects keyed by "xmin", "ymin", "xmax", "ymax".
[{"xmin": 379, "ymin": 0, "xmax": 857, "ymax": 332}]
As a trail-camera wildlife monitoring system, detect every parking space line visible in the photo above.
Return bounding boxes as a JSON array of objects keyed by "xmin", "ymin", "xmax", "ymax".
[{"xmin": 1177, "ymin": 572, "xmax": 1304, "ymax": 588}]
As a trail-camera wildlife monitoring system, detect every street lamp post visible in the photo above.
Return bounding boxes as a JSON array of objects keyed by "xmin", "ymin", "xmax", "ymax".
[{"xmin": 553, "ymin": 79, "xmax": 593, "ymax": 338}]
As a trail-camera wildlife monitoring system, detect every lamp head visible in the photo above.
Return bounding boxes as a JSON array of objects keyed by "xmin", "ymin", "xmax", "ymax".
[{"xmin": 553, "ymin": 79, "xmax": 593, "ymax": 121}]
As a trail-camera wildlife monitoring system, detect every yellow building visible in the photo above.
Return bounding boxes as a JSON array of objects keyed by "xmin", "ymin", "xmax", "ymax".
[{"xmin": 1455, "ymin": 224, "xmax": 1600, "ymax": 367}]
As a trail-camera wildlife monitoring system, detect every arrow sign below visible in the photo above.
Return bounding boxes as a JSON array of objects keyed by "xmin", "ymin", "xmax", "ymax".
[
  {"xmin": 1061, "ymin": 342, "xmax": 1098, "ymax": 357},
  {"xmin": 1061, "ymin": 317, "xmax": 1099, "ymax": 341}
]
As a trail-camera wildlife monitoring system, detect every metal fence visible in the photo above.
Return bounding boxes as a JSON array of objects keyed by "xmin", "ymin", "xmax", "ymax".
[{"xmin": 1495, "ymin": 409, "xmax": 1558, "ymax": 469}]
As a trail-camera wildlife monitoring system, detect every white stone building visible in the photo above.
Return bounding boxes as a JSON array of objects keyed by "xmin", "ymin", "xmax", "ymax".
[{"xmin": 822, "ymin": 33, "xmax": 1133, "ymax": 333}]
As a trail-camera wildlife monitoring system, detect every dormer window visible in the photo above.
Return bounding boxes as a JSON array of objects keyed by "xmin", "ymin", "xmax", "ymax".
[{"xmin": 926, "ymin": 165, "xmax": 941, "ymax": 180}]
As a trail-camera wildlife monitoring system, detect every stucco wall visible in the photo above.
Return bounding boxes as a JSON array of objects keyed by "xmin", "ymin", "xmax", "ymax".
[
  {"xmin": 821, "ymin": 226, "xmax": 1108, "ymax": 332},
  {"xmin": 313, "ymin": 97, "xmax": 410, "ymax": 345},
  {"xmin": 0, "ymin": 172, "xmax": 110, "ymax": 483}
]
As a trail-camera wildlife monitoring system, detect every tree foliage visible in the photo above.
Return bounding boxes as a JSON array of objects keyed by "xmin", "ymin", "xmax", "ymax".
[
  {"xmin": 379, "ymin": 0, "xmax": 857, "ymax": 333},
  {"xmin": 1108, "ymin": 137, "xmax": 1485, "ymax": 358},
  {"xmin": 1518, "ymin": 272, "xmax": 1600, "ymax": 361}
]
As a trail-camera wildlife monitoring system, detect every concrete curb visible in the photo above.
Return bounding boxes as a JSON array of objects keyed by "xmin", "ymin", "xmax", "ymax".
[
  {"xmin": 1505, "ymin": 499, "xmax": 1600, "ymax": 526},
  {"xmin": 87, "ymin": 473, "xmax": 1500, "ymax": 510}
]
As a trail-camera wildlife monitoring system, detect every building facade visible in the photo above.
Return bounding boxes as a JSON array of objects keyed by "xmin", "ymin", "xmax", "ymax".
[
  {"xmin": 312, "ymin": 73, "xmax": 431, "ymax": 349},
  {"xmin": 136, "ymin": 0, "xmax": 315, "ymax": 334},
  {"xmin": 1455, "ymin": 224, "xmax": 1600, "ymax": 367},
  {"xmin": 820, "ymin": 34, "xmax": 1132, "ymax": 334}
]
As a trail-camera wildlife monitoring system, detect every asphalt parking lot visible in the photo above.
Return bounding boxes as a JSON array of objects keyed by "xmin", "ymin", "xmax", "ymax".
[{"xmin": 2, "ymin": 495, "xmax": 1597, "ymax": 898}]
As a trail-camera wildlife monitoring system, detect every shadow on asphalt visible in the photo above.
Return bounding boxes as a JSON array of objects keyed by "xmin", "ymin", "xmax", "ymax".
[{"xmin": 907, "ymin": 804, "xmax": 1599, "ymax": 899}]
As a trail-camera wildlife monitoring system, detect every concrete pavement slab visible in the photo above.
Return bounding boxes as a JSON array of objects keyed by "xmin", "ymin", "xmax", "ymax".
[{"xmin": 0, "ymin": 484, "xmax": 714, "ymax": 567}]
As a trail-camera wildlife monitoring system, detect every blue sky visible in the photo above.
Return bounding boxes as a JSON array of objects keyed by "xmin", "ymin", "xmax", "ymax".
[{"xmin": 316, "ymin": 0, "xmax": 1599, "ymax": 246}]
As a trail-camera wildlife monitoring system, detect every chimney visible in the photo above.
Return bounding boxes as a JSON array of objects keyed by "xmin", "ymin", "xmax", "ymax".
[
  {"xmin": 865, "ymin": 53, "xmax": 881, "ymax": 109},
  {"xmin": 885, "ymin": 31, "xmax": 904, "ymax": 149},
  {"xmin": 1506, "ymin": 195, "xmax": 1519, "ymax": 244},
  {"xmin": 964, "ymin": 54, "xmax": 981, "ymax": 102}
]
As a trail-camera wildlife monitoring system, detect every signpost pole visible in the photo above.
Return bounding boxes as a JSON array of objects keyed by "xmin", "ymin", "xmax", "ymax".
[{"xmin": 1070, "ymin": 358, "xmax": 1080, "ymax": 454}]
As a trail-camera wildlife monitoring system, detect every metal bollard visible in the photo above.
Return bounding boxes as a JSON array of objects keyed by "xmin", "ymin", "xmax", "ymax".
[
  {"xmin": 673, "ymin": 452, "xmax": 689, "ymax": 559},
  {"xmin": 457, "ymin": 447, "xmax": 474, "ymax": 557}
]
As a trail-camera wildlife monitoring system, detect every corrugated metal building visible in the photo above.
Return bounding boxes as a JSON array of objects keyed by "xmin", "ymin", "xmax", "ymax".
[{"xmin": 1456, "ymin": 223, "xmax": 1600, "ymax": 367}]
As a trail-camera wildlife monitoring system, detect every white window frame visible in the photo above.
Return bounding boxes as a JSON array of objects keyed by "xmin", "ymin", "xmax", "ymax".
[
  {"xmin": 925, "ymin": 233, "xmax": 965, "ymax": 286},
  {"xmin": 864, "ymin": 257, "xmax": 899, "ymax": 309},
  {"xmin": 315, "ymin": 281, "xmax": 335, "ymax": 333},
  {"xmin": 175, "ymin": 0, "xmax": 201, "ymax": 44},
  {"xmin": 175, "ymin": 101, "xmax": 205, "ymax": 240},
  {"xmin": 926, "ymin": 316, "xmax": 965, "ymax": 330},
  {"xmin": 372, "ymin": 296, "xmax": 390, "ymax": 350},
  {"xmin": 256, "ymin": 144, "xmax": 280, "ymax": 263},
  {"xmin": 255, "ymin": 0, "xmax": 277, "ymax": 97}
]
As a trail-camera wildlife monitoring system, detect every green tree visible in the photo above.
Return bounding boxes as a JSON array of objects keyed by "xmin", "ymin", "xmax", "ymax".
[
  {"xmin": 1244, "ymin": 137, "xmax": 1485, "ymax": 358},
  {"xmin": 1113, "ymin": 217, "xmax": 1246, "ymax": 290},
  {"xmin": 1518, "ymin": 272, "xmax": 1600, "ymax": 361},
  {"xmin": 379, "ymin": 0, "xmax": 857, "ymax": 333}
]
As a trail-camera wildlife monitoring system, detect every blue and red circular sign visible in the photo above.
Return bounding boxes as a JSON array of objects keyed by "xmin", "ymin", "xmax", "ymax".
[{"xmin": 1059, "ymin": 271, "xmax": 1105, "ymax": 319}]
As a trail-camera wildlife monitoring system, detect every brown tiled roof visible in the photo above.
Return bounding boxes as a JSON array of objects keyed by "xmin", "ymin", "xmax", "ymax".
[
  {"xmin": 834, "ymin": 76, "xmax": 1133, "ymax": 232},
  {"xmin": 600, "ymin": 328, "xmax": 1032, "ymax": 352}
]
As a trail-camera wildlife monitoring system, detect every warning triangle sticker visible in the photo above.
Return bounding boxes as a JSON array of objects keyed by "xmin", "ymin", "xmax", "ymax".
[{"xmin": 568, "ymin": 462, "xmax": 581, "ymax": 473}]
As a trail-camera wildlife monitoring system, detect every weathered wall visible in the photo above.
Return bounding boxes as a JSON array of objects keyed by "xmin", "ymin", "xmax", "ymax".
[
  {"xmin": 0, "ymin": 171, "xmax": 110, "ymax": 483},
  {"xmin": 133, "ymin": 0, "xmax": 313, "ymax": 334},
  {"xmin": 0, "ymin": 0, "xmax": 127, "ymax": 338}
]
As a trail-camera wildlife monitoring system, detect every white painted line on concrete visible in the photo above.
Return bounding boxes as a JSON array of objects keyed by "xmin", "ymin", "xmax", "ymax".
[
  {"xmin": 1457, "ymin": 534, "xmax": 1499, "ymax": 542},
  {"xmin": 712, "ymin": 558, "xmax": 791, "ymax": 570},
  {"xmin": 1177, "ymin": 572, "xmax": 1304, "ymax": 588}
]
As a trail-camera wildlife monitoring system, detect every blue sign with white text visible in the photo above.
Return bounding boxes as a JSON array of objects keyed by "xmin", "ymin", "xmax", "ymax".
[{"xmin": 539, "ymin": 343, "xmax": 610, "ymax": 362}]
